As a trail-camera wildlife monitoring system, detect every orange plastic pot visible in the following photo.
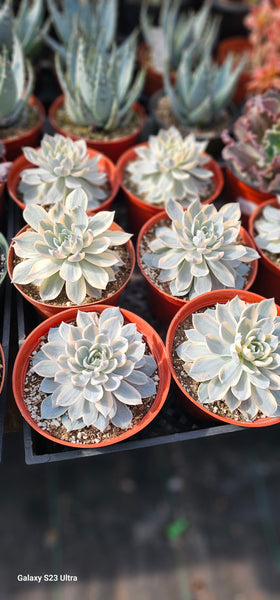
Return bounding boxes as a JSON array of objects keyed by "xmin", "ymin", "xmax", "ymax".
[
  {"xmin": 0, "ymin": 343, "xmax": 5, "ymax": 397},
  {"xmin": 217, "ymin": 37, "xmax": 251, "ymax": 105},
  {"xmin": 225, "ymin": 167, "xmax": 276, "ymax": 229},
  {"xmin": 7, "ymin": 148, "xmax": 120, "ymax": 214},
  {"xmin": 137, "ymin": 42, "xmax": 176, "ymax": 97},
  {"xmin": 137, "ymin": 210, "xmax": 259, "ymax": 324},
  {"xmin": 49, "ymin": 95, "xmax": 147, "ymax": 163},
  {"xmin": 8, "ymin": 222, "xmax": 135, "ymax": 319},
  {"xmin": 117, "ymin": 143, "xmax": 224, "ymax": 235},
  {"xmin": 249, "ymin": 198, "xmax": 280, "ymax": 305},
  {"xmin": 166, "ymin": 288, "xmax": 280, "ymax": 427},
  {"xmin": 12, "ymin": 304, "xmax": 171, "ymax": 448},
  {"xmin": 2, "ymin": 96, "xmax": 45, "ymax": 161}
]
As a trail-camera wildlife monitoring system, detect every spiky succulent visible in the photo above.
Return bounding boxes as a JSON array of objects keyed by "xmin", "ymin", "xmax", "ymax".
[
  {"xmin": 31, "ymin": 306, "xmax": 157, "ymax": 432},
  {"xmin": 164, "ymin": 45, "xmax": 246, "ymax": 127},
  {"xmin": 176, "ymin": 296, "xmax": 280, "ymax": 420},
  {"xmin": 19, "ymin": 134, "xmax": 109, "ymax": 210},
  {"xmin": 222, "ymin": 91, "xmax": 280, "ymax": 193},
  {"xmin": 55, "ymin": 30, "xmax": 145, "ymax": 131},
  {"xmin": 44, "ymin": 0, "xmax": 117, "ymax": 58},
  {"xmin": 126, "ymin": 127, "xmax": 213, "ymax": 206},
  {"xmin": 254, "ymin": 204, "xmax": 280, "ymax": 253},
  {"xmin": 0, "ymin": 0, "xmax": 46, "ymax": 58},
  {"xmin": 0, "ymin": 34, "xmax": 34, "ymax": 128},
  {"xmin": 141, "ymin": 0, "xmax": 220, "ymax": 72},
  {"xmin": 12, "ymin": 189, "xmax": 132, "ymax": 305},
  {"xmin": 142, "ymin": 199, "xmax": 259, "ymax": 298}
]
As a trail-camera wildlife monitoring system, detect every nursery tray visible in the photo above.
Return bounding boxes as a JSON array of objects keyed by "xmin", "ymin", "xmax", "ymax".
[{"xmin": 7, "ymin": 158, "xmax": 262, "ymax": 466}]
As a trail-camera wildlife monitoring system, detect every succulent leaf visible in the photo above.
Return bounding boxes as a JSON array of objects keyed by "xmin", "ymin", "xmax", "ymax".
[{"xmin": 254, "ymin": 204, "xmax": 280, "ymax": 254}]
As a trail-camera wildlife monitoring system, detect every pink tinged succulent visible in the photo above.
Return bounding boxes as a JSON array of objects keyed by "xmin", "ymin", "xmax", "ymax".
[
  {"xmin": 12, "ymin": 188, "xmax": 131, "ymax": 304},
  {"xmin": 19, "ymin": 134, "xmax": 108, "ymax": 209},
  {"xmin": 31, "ymin": 307, "xmax": 157, "ymax": 432},
  {"xmin": 142, "ymin": 198, "xmax": 259, "ymax": 299},
  {"xmin": 177, "ymin": 297, "xmax": 280, "ymax": 420}
]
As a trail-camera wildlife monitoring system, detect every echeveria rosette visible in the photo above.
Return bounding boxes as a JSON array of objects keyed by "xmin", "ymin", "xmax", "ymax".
[
  {"xmin": 31, "ymin": 307, "xmax": 157, "ymax": 432},
  {"xmin": 176, "ymin": 297, "xmax": 280, "ymax": 421},
  {"xmin": 126, "ymin": 127, "xmax": 213, "ymax": 206},
  {"xmin": 19, "ymin": 134, "xmax": 108, "ymax": 210},
  {"xmin": 222, "ymin": 91, "xmax": 280, "ymax": 194},
  {"xmin": 254, "ymin": 205, "xmax": 280, "ymax": 253},
  {"xmin": 12, "ymin": 189, "xmax": 132, "ymax": 305},
  {"xmin": 142, "ymin": 199, "xmax": 259, "ymax": 299}
]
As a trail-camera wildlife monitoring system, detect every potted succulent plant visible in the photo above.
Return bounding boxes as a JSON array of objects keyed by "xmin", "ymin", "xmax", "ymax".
[
  {"xmin": 8, "ymin": 189, "xmax": 135, "ymax": 318},
  {"xmin": 7, "ymin": 133, "xmax": 120, "ymax": 214},
  {"xmin": 0, "ymin": 232, "xmax": 8, "ymax": 291},
  {"xmin": 49, "ymin": 30, "xmax": 146, "ymax": 163},
  {"xmin": 137, "ymin": 197, "xmax": 259, "ymax": 323},
  {"xmin": 12, "ymin": 304, "xmax": 170, "ymax": 448},
  {"xmin": 222, "ymin": 91, "xmax": 280, "ymax": 227},
  {"xmin": 139, "ymin": 0, "xmax": 220, "ymax": 96},
  {"xmin": 166, "ymin": 289, "xmax": 280, "ymax": 427},
  {"xmin": 117, "ymin": 126, "xmax": 224, "ymax": 234},
  {"xmin": 249, "ymin": 198, "xmax": 280, "ymax": 304},
  {"xmin": 152, "ymin": 43, "xmax": 246, "ymax": 155},
  {"xmin": 0, "ymin": 5, "xmax": 45, "ymax": 159}
]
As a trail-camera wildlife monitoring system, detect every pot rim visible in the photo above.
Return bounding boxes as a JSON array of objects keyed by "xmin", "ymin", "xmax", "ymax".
[
  {"xmin": 166, "ymin": 288, "xmax": 280, "ymax": 428},
  {"xmin": 12, "ymin": 304, "xmax": 171, "ymax": 448}
]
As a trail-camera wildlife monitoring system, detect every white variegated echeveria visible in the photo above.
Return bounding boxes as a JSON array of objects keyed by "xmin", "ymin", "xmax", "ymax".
[
  {"xmin": 254, "ymin": 205, "xmax": 280, "ymax": 254},
  {"xmin": 31, "ymin": 307, "xmax": 157, "ymax": 432},
  {"xmin": 12, "ymin": 189, "xmax": 131, "ymax": 305},
  {"xmin": 19, "ymin": 134, "xmax": 109, "ymax": 210},
  {"xmin": 142, "ymin": 199, "xmax": 259, "ymax": 299},
  {"xmin": 176, "ymin": 297, "xmax": 280, "ymax": 421},
  {"xmin": 126, "ymin": 127, "xmax": 213, "ymax": 206}
]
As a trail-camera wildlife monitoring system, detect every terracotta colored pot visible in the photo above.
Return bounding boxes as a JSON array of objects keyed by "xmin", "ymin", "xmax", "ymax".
[
  {"xmin": 7, "ymin": 148, "xmax": 120, "ymax": 214},
  {"xmin": 2, "ymin": 96, "xmax": 45, "ymax": 161},
  {"xmin": 137, "ymin": 210, "xmax": 259, "ymax": 324},
  {"xmin": 12, "ymin": 304, "xmax": 171, "ymax": 448},
  {"xmin": 0, "ymin": 343, "xmax": 5, "ymax": 397},
  {"xmin": 48, "ymin": 95, "xmax": 147, "ymax": 163},
  {"xmin": 217, "ymin": 36, "xmax": 251, "ymax": 105},
  {"xmin": 249, "ymin": 198, "xmax": 280, "ymax": 305},
  {"xmin": 8, "ymin": 222, "xmax": 135, "ymax": 319},
  {"xmin": 166, "ymin": 288, "xmax": 280, "ymax": 427},
  {"xmin": 117, "ymin": 143, "xmax": 224, "ymax": 235},
  {"xmin": 225, "ymin": 167, "xmax": 276, "ymax": 230},
  {"xmin": 137, "ymin": 42, "xmax": 176, "ymax": 97}
]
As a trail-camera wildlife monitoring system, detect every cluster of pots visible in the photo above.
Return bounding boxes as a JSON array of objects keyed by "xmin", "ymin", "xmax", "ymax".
[{"xmin": 0, "ymin": 87, "xmax": 279, "ymax": 450}]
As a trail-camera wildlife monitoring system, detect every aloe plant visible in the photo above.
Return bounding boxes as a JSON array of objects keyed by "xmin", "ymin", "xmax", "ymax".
[
  {"xmin": 44, "ymin": 0, "xmax": 117, "ymax": 58},
  {"xmin": 222, "ymin": 91, "xmax": 280, "ymax": 193},
  {"xmin": 141, "ymin": 0, "xmax": 220, "ymax": 72},
  {"xmin": 0, "ymin": 34, "xmax": 34, "ymax": 128},
  {"xmin": 31, "ymin": 306, "xmax": 157, "ymax": 432},
  {"xmin": 126, "ymin": 127, "xmax": 213, "ymax": 206},
  {"xmin": 164, "ymin": 45, "xmax": 246, "ymax": 127},
  {"xmin": 19, "ymin": 134, "xmax": 109, "ymax": 210},
  {"xmin": 142, "ymin": 198, "xmax": 258, "ymax": 298},
  {"xmin": 176, "ymin": 296, "xmax": 280, "ymax": 420},
  {"xmin": 55, "ymin": 31, "xmax": 145, "ymax": 131},
  {"xmin": 12, "ymin": 189, "xmax": 132, "ymax": 305},
  {"xmin": 0, "ymin": 0, "xmax": 46, "ymax": 58}
]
